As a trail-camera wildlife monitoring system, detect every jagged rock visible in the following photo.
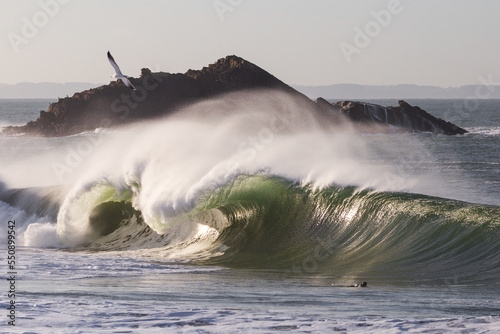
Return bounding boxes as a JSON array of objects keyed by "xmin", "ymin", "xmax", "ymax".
[
  {"xmin": 185, "ymin": 56, "xmax": 295, "ymax": 95},
  {"xmin": 140, "ymin": 68, "xmax": 152, "ymax": 78},
  {"xmin": 2, "ymin": 55, "xmax": 467, "ymax": 136},
  {"xmin": 3, "ymin": 55, "xmax": 299, "ymax": 137},
  {"xmin": 329, "ymin": 100, "xmax": 468, "ymax": 135}
]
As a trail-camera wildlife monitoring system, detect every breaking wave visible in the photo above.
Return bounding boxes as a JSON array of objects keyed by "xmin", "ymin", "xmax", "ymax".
[{"xmin": 1, "ymin": 91, "xmax": 499, "ymax": 283}]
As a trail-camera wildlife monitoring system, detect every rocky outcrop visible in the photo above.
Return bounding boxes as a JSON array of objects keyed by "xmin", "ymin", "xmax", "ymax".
[
  {"xmin": 327, "ymin": 100, "xmax": 468, "ymax": 135},
  {"xmin": 2, "ymin": 55, "xmax": 467, "ymax": 136},
  {"xmin": 3, "ymin": 55, "xmax": 299, "ymax": 137}
]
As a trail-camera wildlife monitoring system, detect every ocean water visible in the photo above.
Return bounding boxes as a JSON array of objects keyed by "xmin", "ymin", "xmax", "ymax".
[{"xmin": 0, "ymin": 93, "xmax": 499, "ymax": 333}]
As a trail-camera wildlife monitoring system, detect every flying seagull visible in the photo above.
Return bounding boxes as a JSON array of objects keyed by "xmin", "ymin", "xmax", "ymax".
[{"xmin": 107, "ymin": 51, "xmax": 135, "ymax": 90}]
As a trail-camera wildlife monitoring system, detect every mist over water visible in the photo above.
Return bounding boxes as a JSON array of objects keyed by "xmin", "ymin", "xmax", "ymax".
[
  {"xmin": 0, "ymin": 91, "xmax": 497, "ymax": 251},
  {"xmin": 54, "ymin": 90, "xmax": 404, "ymax": 247},
  {"xmin": 0, "ymin": 92, "xmax": 451, "ymax": 191}
]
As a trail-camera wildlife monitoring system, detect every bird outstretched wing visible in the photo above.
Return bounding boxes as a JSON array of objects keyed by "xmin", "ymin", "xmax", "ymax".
[
  {"xmin": 107, "ymin": 51, "xmax": 123, "ymax": 76},
  {"xmin": 120, "ymin": 76, "xmax": 136, "ymax": 90}
]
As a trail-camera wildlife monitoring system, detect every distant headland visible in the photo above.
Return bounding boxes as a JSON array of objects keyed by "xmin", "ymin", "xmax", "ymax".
[{"xmin": 2, "ymin": 55, "xmax": 467, "ymax": 136}]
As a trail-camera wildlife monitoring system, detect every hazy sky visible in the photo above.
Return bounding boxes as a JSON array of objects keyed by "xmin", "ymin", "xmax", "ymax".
[{"xmin": 1, "ymin": 0, "xmax": 499, "ymax": 87}]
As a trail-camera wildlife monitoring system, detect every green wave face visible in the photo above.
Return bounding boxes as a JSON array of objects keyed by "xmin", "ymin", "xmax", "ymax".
[
  {"xmin": 66, "ymin": 175, "xmax": 500, "ymax": 283},
  {"xmin": 199, "ymin": 177, "xmax": 499, "ymax": 276}
]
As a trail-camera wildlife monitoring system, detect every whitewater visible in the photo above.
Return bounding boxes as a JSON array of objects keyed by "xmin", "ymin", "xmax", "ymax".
[{"xmin": 0, "ymin": 91, "xmax": 499, "ymax": 333}]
